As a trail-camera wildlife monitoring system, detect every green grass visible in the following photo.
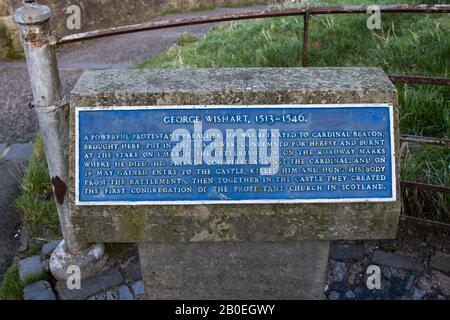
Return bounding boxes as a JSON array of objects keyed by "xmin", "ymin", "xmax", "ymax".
[
  {"xmin": 15, "ymin": 134, "xmax": 61, "ymax": 239},
  {"xmin": 137, "ymin": 0, "xmax": 450, "ymax": 220},
  {"xmin": 2, "ymin": 137, "xmax": 57, "ymax": 300},
  {"xmin": 177, "ymin": 33, "xmax": 200, "ymax": 46},
  {"xmin": 399, "ymin": 85, "xmax": 449, "ymax": 138},
  {"xmin": 138, "ymin": 1, "xmax": 449, "ymax": 75},
  {"xmin": 2, "ymin": 134, "xmax": 59, "ymax": 299},
  {"xmin": 0, "ymin": 264, "xmax": 51, "ymax": 300},
  {"xmin": 0, "ymin": 265, "xmax": 22, "ymax": 300},
  {"xmin": 402, "ymin": 144, "xmax": 449, "ymax": 223}
]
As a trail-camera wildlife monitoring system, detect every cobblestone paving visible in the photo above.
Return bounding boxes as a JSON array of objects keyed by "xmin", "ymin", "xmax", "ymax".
[
  {"xmin": 19, "ymin": 222, "xmax": 436, "ymax": 300},
  {"xmin": 325, "ymin": 222, "xmax": 449, "ymax": 300}
]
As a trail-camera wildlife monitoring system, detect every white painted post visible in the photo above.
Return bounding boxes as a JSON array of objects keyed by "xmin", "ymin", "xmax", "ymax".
[{"xmin": 14, "ymin": 0, "xmax": 107, "ymax": 281}]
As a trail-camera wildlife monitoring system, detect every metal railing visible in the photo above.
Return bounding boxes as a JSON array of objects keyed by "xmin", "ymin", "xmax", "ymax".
[
  {"xmin": 56, "ymin": 4, "xmax": 449, "ymax": 78},
  {"xmin": 35, "ymin": 3, "xmax": 450, "ymax": 227},
  {"xmin": 56, "ymin": 3, "xmax": 450, "ymax": 193},
  {"xmin": 15, "ymin": 0, "xmax": 449, "ymax": 279}
]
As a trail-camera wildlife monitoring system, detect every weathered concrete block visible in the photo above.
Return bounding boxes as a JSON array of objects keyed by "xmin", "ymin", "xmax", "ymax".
[
  {"xmin": 70, "ymin": 67, "xmax": 400, "ymax": 300},
  {"xmin": 372, "ymin": 250, "xmax": 426, "ymax": 272},
  {"xmin": 50, "ymin": 240, "xmax": 109, "ymax": 282},
  {"xmin": 139, "ymin": 240, "xmax": 329, "ymax": 299},
  {"xmin": 69, "ymin": 68, "xmax": 401, "ymax": 243}
]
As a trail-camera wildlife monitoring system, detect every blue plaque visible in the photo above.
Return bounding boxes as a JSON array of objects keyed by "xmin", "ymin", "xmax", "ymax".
[{"xmin": 75, "ymin": 104, "xmax": 396, "ymax": 205}]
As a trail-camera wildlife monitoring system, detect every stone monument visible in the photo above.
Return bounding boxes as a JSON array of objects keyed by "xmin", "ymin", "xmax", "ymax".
[{"xmin": 69, "ymin": 67, "xmax": 400, "ymax": 299}]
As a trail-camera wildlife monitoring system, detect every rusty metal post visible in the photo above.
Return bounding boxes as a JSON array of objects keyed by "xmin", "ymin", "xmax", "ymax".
[
  {"xmin": 302, "ymin": 10, "xmax": 309, "ymax": 67},
  {"xmin": 14, "ymin": 0, "xmax": 107, "ymax": 281}
]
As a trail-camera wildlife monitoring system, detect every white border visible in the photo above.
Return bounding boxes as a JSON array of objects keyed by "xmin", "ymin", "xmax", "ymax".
[{"xmin": 75, "ymin": 104, "xmax": 397, "ymax": 206}]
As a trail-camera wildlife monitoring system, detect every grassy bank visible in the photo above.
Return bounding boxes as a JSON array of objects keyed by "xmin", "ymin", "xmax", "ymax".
[
  {"xmin": 15, "ymin": 135, "xmax": 61, "ymax": 246},
  {"xmin": 0, "ymin": 135, "xmax": 59, "ymax": 300},
  {"xmin": 138, "ymin": 0, "xmax": 449, "ymax": 221},
  {"xmin": 0, "ymin": 264, "xmax": 51, "ymax": 300}
]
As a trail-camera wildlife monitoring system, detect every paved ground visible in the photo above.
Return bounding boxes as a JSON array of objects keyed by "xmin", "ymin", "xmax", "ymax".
[
  {"xmin": 0, "ymin": 6, "xmax": 265, "ymax": 144},
  {"xmin": 0, "ymin": 142, "xmax": 34, "ymax": 281},
  {"xmin": 25, "ymin": 221, "xmax": 447, "ymax": 300},
  {"xmin": 0, "ymin": 159, "xmax": 26, "ymax": 281},
  {"xmin": 324, "ymin": 222, "xmax": 450, "ymax": 300},
  {"xmin": 0, "ymin": 68, "xmax": 81, "ymax": 144},
  {"xmin": 56, "ymin": 6, "xmax": 267, "ymax": 67}
]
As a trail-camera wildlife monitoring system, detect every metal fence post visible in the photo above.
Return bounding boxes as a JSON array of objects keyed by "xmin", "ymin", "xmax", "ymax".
[
  {"xmin": 14, "ymin": 0, "xmax": 107, "ymax": 281},
  {"xmin": 302, "ymin": 10, "xmax": 309, "ymax": 67}
]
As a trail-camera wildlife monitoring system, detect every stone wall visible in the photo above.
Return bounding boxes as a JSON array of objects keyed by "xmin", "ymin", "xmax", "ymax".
[{"xmin": 69, "ymin": 67, "xmax": 401, "ymax": 244}]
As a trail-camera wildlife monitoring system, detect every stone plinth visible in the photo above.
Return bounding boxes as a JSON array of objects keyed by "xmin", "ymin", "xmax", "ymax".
[
  {"xmin": 70, "ymin": 67, "xmax": 400, "ymax": 299},
  {"xmin": 70, "ymin": 68, "xmax": 401, "ymax": 244},
  {"xmin": 139, "ymin": 241, "xmax": 330, "ymax": 299}
]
